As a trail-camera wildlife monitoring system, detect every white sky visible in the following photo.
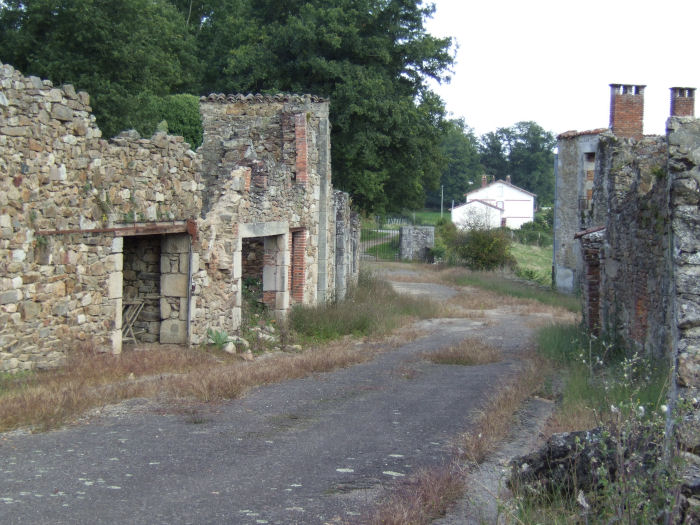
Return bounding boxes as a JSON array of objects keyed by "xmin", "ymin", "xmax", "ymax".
[{"xmin": 425, "ymin": 0, "xmax": 700, "ymax": 137}]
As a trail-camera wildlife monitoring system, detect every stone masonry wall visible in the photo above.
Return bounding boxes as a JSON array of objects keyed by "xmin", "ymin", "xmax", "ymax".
[
  {"xmin": 587, "ymin": 133, "xmax": 670, "ymax": 358},
  {"xmin": 334, "ymin": 190, "xmax": 359, "ymax": 301},
  {"xmin": 668, "ymin": 117, "xmax": 700, "ymax": 389},
  {"xmin": 0, "ymin": 61, "xmax": 202, "ymax": 371},
  {"xmin": 554, "ymin": 131, "xmax": 604, "ymax": 293},
  {"xmin": 1, "ymin": 62, "xmax": 358, "ymax": 369},
  {"xmin": 399, "ymin": 226, "xmax": 435, "ymax": 262}
]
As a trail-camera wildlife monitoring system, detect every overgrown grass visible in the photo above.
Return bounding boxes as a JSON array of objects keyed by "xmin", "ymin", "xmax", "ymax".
[
  {"xmin": 410, "ymin": 209, "xmax": 443, "ymax": 226},
  {"xmin": 537, "ymin": 324, "xmax": 669, "ymax": 433},
  {"xmin": 423, "ymin": 339, "xmax": 501, "ymax": 366},
  {"xmin": 511, "ymin": 242, "xmax": 553, "ymax": 286},
  {"xmin": 458, "ymin": 358, "xmax": 545, "ymax": 464},
  {"xmin": 368, "ymin": 466, "xmax": 465, "ymax": 525},
  {"xmin": 289, "ymin": 271, "xmax": 437, "ymax": 342},
  {"xmin": 0, "ymin": 338, "xmax": 395, "ymax": 432},
  {"xmin": 509, "ymin": 323, "xmax": 677, "ymax": 521},
  {"xmin": 365, "ymin": 236, "xmax": 399, "ymax": 259},
  {"xmin": 451, "ymin": 271, "xmax": 580, "ymax": 313}
]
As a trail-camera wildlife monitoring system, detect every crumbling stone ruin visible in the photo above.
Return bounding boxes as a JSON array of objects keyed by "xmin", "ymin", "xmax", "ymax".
[
  {"xmin": 0, "ymin": 62, "xmax": 359, "ymax": 371},
  {"xmin": 553, "ymin": 84, "xmax": 700, "ymax": 516}
]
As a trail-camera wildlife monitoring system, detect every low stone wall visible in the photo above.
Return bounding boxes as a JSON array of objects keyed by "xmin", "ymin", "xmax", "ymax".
[{"xmin": 399, "ymin": 226, "xmax": 434, "ymax": 261}]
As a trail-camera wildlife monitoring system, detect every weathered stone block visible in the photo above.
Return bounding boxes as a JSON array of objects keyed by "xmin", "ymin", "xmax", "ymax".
[
  {"xmin": 20, "ymin": 301, "xmax": 41, "ymax": 320},
  {"xmin": 0, "ymin": 289, "xmax": 22, "ymax": 305},
  {"xmin": 162, "ymin": 234, "xmax": 190, "ymax": 254},
  {"xmin": 161, "ymin": 274, "xmax": 188, "ymax": 297},
  {"xmin": 160, "ymin": 319, "xmax": 186, "ymax": 344},
  {"xmin": 108, "ymin": 272, "xmax": 123, "ymax": 299}
]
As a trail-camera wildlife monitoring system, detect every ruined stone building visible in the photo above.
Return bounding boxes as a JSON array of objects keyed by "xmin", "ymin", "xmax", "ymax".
[
  {"xmin": 554, "ymin": 83, "xmax": 700, "ymax": 412},
  {"xmin": 0, "ymin": 62, "xmax": 360, "ymax": 372}
]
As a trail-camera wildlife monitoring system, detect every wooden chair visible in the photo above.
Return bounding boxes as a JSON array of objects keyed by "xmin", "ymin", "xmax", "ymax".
[{"xmin": 122, "ymin": 299, "xmax": 145, "ymax": 343}]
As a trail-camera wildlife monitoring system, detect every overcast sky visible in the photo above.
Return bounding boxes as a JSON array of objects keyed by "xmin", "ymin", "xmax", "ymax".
[{"xmin": 425, "ymin": 0, "xmax": 700, "ymax": 137}]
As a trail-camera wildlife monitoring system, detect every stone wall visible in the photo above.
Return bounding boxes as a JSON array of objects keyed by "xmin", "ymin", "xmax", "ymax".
[
  {"xmin": 333, "ymin": 190, "xmax": 360, "ymax": 301},
  {"xmin": 0, "ymin": 61, "xmax": 201, "ymax": 371},
  {"xmin": 0, "ymin": 62, "xmax": 359, "ymax": 370},
  {"xmin": 586, "ymin": 133, "xmax": 671, "ymax": 358},
  {"xmin": 399, "ymin": 226, "xmax": 435, "ymax": 261},
  {"xmin": 668, "ymin": 117, "xmax": 700, "ymax": 389},
  {"xmin": 554, "ymin": 130, "xmax": 604, "ymax": 293}
]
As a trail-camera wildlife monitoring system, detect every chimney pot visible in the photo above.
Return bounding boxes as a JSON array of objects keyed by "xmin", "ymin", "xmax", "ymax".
[
  {"xmin": 609, "ymin": 83, "xmax": 646, "ymax": 139},
  {"xmin": 670, "ymin": 87, "xmax": 695, "ymax": 117}
]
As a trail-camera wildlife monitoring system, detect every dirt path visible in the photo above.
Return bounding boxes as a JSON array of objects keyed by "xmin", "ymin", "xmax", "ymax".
[{"xmin": 0, "ymin": 266, "xmax": 567, "ymax": 524}]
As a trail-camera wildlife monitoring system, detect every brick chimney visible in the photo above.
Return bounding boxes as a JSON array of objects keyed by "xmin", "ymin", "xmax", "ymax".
[
  {"xmin": 481, "ymin": 174, "xmax": 487, "ymax": 188},
  {"xmin": 670, "ymin": 87, "xmax": 695, "ymax": 117},
  {"xmin": 609, "ymin": 84, "xmax": 645, "ymax": 139}
]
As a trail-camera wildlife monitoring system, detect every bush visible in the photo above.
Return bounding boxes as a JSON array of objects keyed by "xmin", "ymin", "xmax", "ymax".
[{"xmin": 454, "ymin": 227, "xmax": 515, "ymax": 271}]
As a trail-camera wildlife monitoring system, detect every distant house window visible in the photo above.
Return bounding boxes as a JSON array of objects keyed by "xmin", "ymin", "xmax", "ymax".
[{"xmin": 501, "ymin": 218, "xmax": 507, "ymax": 227}]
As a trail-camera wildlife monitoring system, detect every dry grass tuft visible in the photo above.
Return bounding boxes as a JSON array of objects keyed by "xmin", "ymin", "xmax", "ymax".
[
  {"xmin": 423, "ymin": 339, "xmax": 501, "ymax": 366},
  {"xmin": 368, "ymin": 466, "xmax": 465, "ymax": 525},
  {"xmin": 458, "ymin": 357, "xmax": 545, "ymax": 464},
  {"xmin": 0, "ymin": 339, "xmax": 389, "ymax": 432}
]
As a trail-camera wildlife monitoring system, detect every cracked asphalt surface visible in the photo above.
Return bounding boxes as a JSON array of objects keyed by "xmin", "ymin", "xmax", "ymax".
[{"xmin": 0, "ymin": 270, "xmax": 555, "ymax": 524}]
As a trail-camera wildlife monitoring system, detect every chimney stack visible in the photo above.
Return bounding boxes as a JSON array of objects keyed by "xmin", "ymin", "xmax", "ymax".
[
  {"xmin": 609, "ymin": 84, "xmax": 645, "ymax": 139},
  {"xmin": 506, "ymin": 175, "xmax": 511, "ymax": 184},
  {"xmin": 670, "ymin": 87, "xmax": 695, "ymax": 117},
  {"xmin": 481, "ymin": 174, "xmax": 487, "ymax": 188}
]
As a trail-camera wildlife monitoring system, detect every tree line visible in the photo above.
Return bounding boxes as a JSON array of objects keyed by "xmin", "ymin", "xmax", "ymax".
[{"xmin": 0, "ymin": 0, "xmax": 555, "ymax": 212}]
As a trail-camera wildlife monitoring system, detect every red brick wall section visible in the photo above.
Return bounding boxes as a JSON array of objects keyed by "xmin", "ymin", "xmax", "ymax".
[
  {"xmin": 610, "ymin": 84, "xmax": 645, "ymax": 140},
  {"xmin": 581, "ymin": 234, "xmax": 603, "ymax": 335},
  {"xmin": 632, "ymin": 272, "xmax": 649, "ymax": 344},
  {"xmin": 294, "ymin": 113, "xmax": 308, "ymax": 186},
  {"xmin": 670, "ymin": 88, "xmax": 695, "ymax": 117},
  {"xmin": 290, "ymin": 229, "xmax": 306, "ymax": 303}
]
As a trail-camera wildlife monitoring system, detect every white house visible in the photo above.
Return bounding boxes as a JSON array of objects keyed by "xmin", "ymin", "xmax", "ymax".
[{"xmin": 451, "ymin": 175, "xmax": 535, "ymax": 229}]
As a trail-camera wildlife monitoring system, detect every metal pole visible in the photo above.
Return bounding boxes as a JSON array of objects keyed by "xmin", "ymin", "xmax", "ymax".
[{"xmin": 440, "ymin": 185, "xmax": 444, "ymax": 218}]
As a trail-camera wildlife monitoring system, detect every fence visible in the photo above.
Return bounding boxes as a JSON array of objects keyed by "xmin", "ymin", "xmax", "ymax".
[{"xmin": 359, "ymin": 228, "xmax": 400, "ymax": 261}]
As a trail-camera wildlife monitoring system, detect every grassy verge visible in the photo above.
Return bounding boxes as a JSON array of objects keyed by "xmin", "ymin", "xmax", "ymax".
[
  {"xmin": 450, "ymin": 270, "xmax": 580, "ymax": 313},
  {"xmin": 511, "ymin": 242, "xmax": 553, "ymax": 286},
  {"xmin": 290, "ymin": 271, "xmax": 437, "ymax": 342},
  {"xmin": 505, "ymin": 323, "xmax": 676, "ymax": 522}
]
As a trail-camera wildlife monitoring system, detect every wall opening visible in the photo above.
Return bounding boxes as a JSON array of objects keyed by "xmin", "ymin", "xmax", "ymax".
[
  {"xmin": 242, "ymin": 237, "xmax": 265, "ymax": 309},
  {"xmin": 122, "ymin": 235, "xmax": 161, "ymax": 344},
  {"xmin": 121, "ymin": 232, "xmax": 191, "ymax": 346}
]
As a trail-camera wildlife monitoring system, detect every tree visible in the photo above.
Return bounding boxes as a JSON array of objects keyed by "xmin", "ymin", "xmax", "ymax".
[
  {"xmin": 0, "ymin": 0, "xmax": 200, "ymax": 138},
  {"xmin": 198, "ymin": 0, "xmax": 454, "ymax": 213},
  {"xmin": 426, "ymin": 118, "xmax": 482, "ymax": 208},
  {"xmin": 478, "ymin": 121, "xmax": 555, "ymax": 205}
]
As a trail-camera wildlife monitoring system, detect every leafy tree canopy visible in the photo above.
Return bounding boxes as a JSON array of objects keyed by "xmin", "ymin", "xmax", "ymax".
[
  {"xmin": 0, "ymin": 0, "xmax": 201, "ymax": 138},
  {"xmin": 478, "ymin": 121, "xmax": 556, "ymax": 205},
  {"xmin": 426, "ymin": 118, "xmax": 482, "ymax": 208},
  {"xmin": 1, "ymin": 0, "xmax": 454, "ymax": 213}
]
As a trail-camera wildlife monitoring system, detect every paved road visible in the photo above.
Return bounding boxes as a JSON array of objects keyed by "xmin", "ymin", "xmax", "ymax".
[{"xmin": 0, "ymin": 276, "xmax": 540, "ymax": 524}]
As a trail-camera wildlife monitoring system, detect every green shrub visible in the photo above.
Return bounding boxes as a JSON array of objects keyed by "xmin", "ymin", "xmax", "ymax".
[{"xmin": 454, "ymin": 227, "xmax": 515, "ymax": 271}]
